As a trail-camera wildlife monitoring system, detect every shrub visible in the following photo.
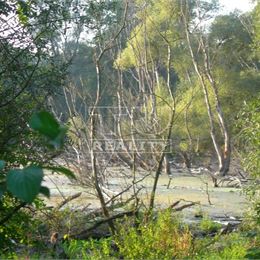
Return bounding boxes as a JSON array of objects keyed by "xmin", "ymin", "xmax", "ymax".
[
  {"xmin": 62, "ymin": 210, "xmax": 193, "ymax": 259},
  {"xmin": 195, "ymin": 233, "xmax": 254, "ymax": 259},
  {"xmin": 199, "ymin": 217, "xmax": 222, "ymax": 234},
  {"xmin": 62, "ymin": 238, "xmax": 114, "ymax": 259},
  {"xmin": 0, "ymin": 196, "xmax": 46, "ymax": 252},
  {"xmin": 236, "ymin": 95, "xmax": 260, "ymax": 223},
  {"xmin": 115, "ymin": 210, "xmax": 193, "ymax": 259}
]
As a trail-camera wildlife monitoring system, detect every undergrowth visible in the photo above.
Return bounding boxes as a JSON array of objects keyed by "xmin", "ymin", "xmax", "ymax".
[{"xmin": 1, "ymin": 209, "xmax": 260, "ymax": 259}]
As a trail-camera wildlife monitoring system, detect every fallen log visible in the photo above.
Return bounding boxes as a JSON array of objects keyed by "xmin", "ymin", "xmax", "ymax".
[
  {"xmin": 173, "ymin": 202, "xmax": 198, "ymax": 212},
  {"xmin": 71, "ymin": 210, "xmax": 137, "ymax": 240},
  {"xmin": 55, "ymin": 192, "xmax": 82, "ymax": 210},
  {"xmin": 168, "ymin": 199, "xmax": 200, "ymax": 211}
]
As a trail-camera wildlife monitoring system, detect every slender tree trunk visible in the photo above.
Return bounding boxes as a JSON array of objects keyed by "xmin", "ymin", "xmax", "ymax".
[
  {"xmin": 200, "ymin": 38, "xmax": 231, "ymax": 176},
  {"xmin": 181, "ymin": 151, "xmax": 191, "ymax": 169},
  {"xmin": 166, "ymin": 44, "xmax": 174, "ymax": 100},
  {"xmin": 149, "ymin": 109, "xmax": 175, "ymax": 211},
  {"xmin": 181, "ymin": 3, "xmax": 225, "ymax": 186},
  {"xmin": 184, "ymin": 95, "xmax": 194, "ymax": 167},
  {"xmin": 116, "ymin": 69, "xmax": 133, "ymax": 160},
  {"xmin": 90, "ymin": 113, "xmax": 115, "ymax": 233},
  {"xmin": 164, "ymin": 154, "xmax": 171, "ymax": 175}
]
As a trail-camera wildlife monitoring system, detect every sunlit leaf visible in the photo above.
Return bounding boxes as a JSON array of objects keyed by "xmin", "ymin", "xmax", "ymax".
[
  {"xmin": 17, "ymin": 1, "xmax": 29, "ymax": 25},
  {"xmin": 29, "ymin": 111, "xmax": 68, "ymax": 148}
]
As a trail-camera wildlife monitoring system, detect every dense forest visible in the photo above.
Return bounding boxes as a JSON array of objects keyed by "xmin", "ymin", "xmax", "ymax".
[{"xmin": 0, "ymin": 0, "xmax": 260, "ymax": 258}]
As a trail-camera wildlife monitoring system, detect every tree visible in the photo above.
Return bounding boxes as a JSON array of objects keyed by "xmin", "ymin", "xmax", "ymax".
[
  {"xmin": 0, "ymin": 1, "xmax": 72, "ymax": 163},
  {"xmin": 237, "ymin": 95, "xmax": 260, "ymax": 221},
  {"xmin": 0, "ymin": 1, "xmax": 76, "ymax": 249},
  {"xmin": 252, "ymin": 1, "xmax": 260, "ymax": 58}
]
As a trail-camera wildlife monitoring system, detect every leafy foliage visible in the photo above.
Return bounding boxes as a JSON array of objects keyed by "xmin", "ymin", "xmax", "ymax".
[
  {"xmin": 237, "ymin": 95, "xmax": 260, "ymax": 222},
  {"xmin": 115, "ymin": 211, "xmax": 192, "ymax": 259},
  {"xmin": 252, "ymin": 2, "xmax": 260, "ymax": 58},
  {"xmin": 196, "ymin": 233, "xmax": 254, "ymax": 260},
  {"xmin": 0, "ymin": 0, "xmax": 260, "ymax": 258},
  {"xmin": 199, "ymin": 217, "xmax": 222, "ymax": 233},
  {"xmin": 30, "ymin": 111, "xmax": 68, "ymax": 149},
  {"xmin": 0, "ymin": 111, "xmax": 72, "ymax": 203},
  {"xmin": 7, "ymin": 166, "xmax": 43, "ymax": 203},
  {"xmin": 0, "ymin": 196, "xmax": 45, "ymax": 252},
  {"xmin": 59, "ymin": 211, "xmax": 260, "ymax": 260}
]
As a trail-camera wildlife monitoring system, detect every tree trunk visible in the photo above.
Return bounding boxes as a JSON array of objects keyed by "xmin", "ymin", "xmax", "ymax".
[
  {"xmin": 90, "ymin": 113, "xmax": 115, "ymax": 233},
  {"xmin": 200, "ymin": 38, "xmax": 231, "ymax": 176},
  {"xmin": 164, "ymin": 153, "xmax": 171, "ymax": 175},
  {"xmin": 181, "ymin": 151, "xmax": 191, "ymax": 169},
  {"xmin": 181, "ymin": 2, "xmax": 230, "ymax": 185},
  {"xmin": 149, "ymin": 109, "xmax": 175, "ymax": 211}
]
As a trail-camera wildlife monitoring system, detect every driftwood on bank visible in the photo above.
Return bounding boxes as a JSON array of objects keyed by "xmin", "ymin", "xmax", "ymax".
[
  {"xmin": 55, "ymin": 192, "xmax": 82, "ymax": 210},
  {"xmin": 168, "ymin": 199, "xmax": 200, "ymax": 211},
  {"xmin": 71, "ymin": 209, "xmax": 137, "ymax": 240},
  {"xmin": 82, "ymin": 192, "xmax": 140, "ymax": 222}
]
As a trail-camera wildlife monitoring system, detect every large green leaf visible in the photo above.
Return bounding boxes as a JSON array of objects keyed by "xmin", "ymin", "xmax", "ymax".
[
  {"xmin": 43, "ymin": 166, "xmax": 76, "ymax": 179},
  {"xmin": 29, "ymin": 111, "xmax": 67, "ymax": 149},
  {"xmin": 6, "ymin": 166, "xmax": 43, "ymax": 203},
  {"xmin": 30, "ymin": 111, "xmax": 60, "ymax": 139}
]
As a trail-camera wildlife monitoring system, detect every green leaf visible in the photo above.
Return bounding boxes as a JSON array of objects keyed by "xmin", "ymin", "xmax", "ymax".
[
  {"xmin": 39, "ymin": 186, "xmax": 50, "ymax": 198},
  {"xmin": 30, "ymin": 111, "xmax": 60, "ymax": 139},
  {"xmin": 7, "ymin": 166, "xmax": 43, "ymax": 203},
  {"xmin": 29, "ymin": 111, "xmax": 67, "ymax": 149},
  {"xmin": 43, "ymin": 166, "xmax": 76, "ymax": 180},
  {"xmin": 0, "ymin": 160, "xmax": 5, "ymax": 170},
  {"xmin": 17, "ymin": 1, "xmax": 29, "ymax": 25}
]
